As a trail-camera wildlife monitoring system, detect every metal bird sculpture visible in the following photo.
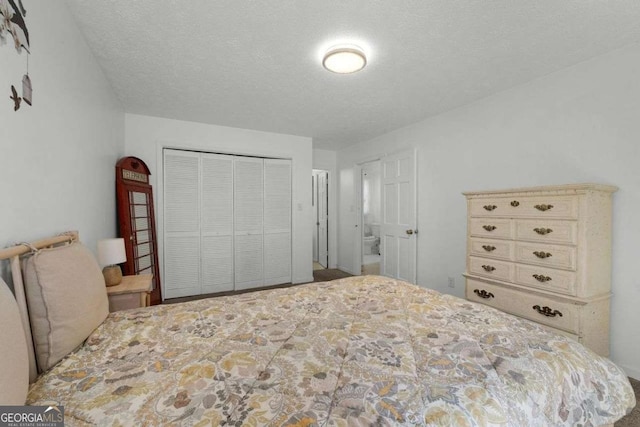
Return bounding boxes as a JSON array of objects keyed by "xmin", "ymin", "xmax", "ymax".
[{"xmin": 10, "ymin": 85, "xmax": 21, "ymax": 111}]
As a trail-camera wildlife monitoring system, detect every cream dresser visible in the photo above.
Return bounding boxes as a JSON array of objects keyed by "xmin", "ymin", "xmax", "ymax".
[{"xmin": 463, "ymin": 184, "xmax": 617, "ymax": 356}]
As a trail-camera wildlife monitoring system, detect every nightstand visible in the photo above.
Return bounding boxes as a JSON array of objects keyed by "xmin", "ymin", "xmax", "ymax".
[{"xmin": 106, "ymin": 274, "xmax": 153, "ymax": 312}]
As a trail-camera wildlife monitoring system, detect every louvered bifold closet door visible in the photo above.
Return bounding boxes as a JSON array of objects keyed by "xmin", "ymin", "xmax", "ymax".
[
  {"xmin": 163, "ymin": 150, "xmax": 200, "ymax": 298},
  {"xmin": 234, "ymin": 157, "xmax": 264, "ymax": 290},
  {"xmin": 264, "ymin": 159, "xmax": 292, "ymax": 285},
  {"xmin": 201, "ymin": 153, "xmax": 234, "ymax": 293}
]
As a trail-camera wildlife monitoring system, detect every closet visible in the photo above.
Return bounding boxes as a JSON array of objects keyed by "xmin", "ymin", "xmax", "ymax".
[{"xmin": 163, "ymin": 149, "xmax": 291, "ymax": 299}]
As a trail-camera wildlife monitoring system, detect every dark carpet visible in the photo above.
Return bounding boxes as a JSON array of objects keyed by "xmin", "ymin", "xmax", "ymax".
[{"xmin": 312, "ymin": 268, "xmax": 353, "ymax": 282}]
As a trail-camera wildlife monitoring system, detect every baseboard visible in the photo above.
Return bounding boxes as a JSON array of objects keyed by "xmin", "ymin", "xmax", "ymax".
[
  {"xmin": 620, "ymin": 364, "xmax": 640, "ymax": 381},
  {"xmin": 294, "ymin": 276, "xmax": 314, "ymax": 284}
]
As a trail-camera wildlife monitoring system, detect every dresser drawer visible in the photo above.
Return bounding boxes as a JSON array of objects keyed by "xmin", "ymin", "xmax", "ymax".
[
  {"xmin": 469, "ymin": 218, "xmax": 512, "ymax": 239},
  {"xmin": 470, "ymin": 195, "xmax": 579, "ymax": 219},
  {"xmin": 514, "ymin": 263, "xmax": 577, "ymax": 296},
  {"xmin": 514, "ymin": 220, "xmax": 578, "ymax": 245},
  {"xmin": 465, "ymin": 279, "xmax": 579, "ymax": 333},
  {"xmin": 515, "ymin": 242, "xmax": 577, "ymax": 270},
  {"xmin": 509, "ymin": 196, "xmax": 579, "ymax": 219},
  {"xmin": 469, "ymin": 198, "xmax": 514, "ymax": 217},
  {"xmin": 469, "ymin": 238, "xmax": 513, "ymax": 261},
  {"xmin": 468, "ymin": 256, "xmax": 514, "ymax": 282}
]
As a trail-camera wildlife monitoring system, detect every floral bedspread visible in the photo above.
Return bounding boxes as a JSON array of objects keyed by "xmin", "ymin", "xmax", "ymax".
[{"xmin": 28, "ymin": 276, "xmax": 635, "ymax": 426}]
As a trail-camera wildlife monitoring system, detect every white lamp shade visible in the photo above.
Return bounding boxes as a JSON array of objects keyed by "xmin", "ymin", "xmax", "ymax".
[{"xmin": 97, "ymin": 238, "xmax": 126, "ymax": 267}]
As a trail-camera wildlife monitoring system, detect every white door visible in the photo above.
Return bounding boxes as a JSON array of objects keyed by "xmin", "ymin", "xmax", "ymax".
[
  {"xmin": 380, "ymin": 149, "xmax": 417, "ymax": 283},
  {"xmin": 264, "ymin": 159, "xmax": 292, "ymax": 285},
  {"xmin": 201, "ymin": 153, "xmax": 234, "ymax": 294},
  {"xmin": 163, "ymin": 149, "xmax": 201, "ymax": 298},
  {"xmin": 317, "ymin": 171, "xmax": 328, "ymax": 268},
  {"xmin": 234, "ymin": 157, "xmax": 264, "ymax": 290}
]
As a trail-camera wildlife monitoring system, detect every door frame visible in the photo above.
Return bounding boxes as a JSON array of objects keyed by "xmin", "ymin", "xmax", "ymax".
[
  {"xmin": 354, "ymin": 159, "xmax": 380, "ymax": 275},
  {"xmin": 353, "ymin": 149, "xmax": 418, "ymax": 282},
  {"xmin": 314, "ymin": 170, "xmax": 329, "ymax": 268},
  {"xmin": 312, "ymin": 173, "xmax": 318, "ymax": 263},
  {"xmin": 312, "ymin": 159, "xmax": 338, "ymax": 270}
]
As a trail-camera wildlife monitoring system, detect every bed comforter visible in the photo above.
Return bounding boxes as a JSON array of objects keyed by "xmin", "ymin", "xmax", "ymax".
[{"xmin": 28, "ymin": 276, "xmax": 635, "ymax": 426}]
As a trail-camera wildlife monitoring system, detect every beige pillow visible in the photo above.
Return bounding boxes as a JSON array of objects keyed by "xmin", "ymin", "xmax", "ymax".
[
  {"xmin": 24, "ymin": 242, "xmax": 109, "ymax": 371},
  {"xmin": 0, "ymin": 277, "xmax": 29, "ymax": 404}
]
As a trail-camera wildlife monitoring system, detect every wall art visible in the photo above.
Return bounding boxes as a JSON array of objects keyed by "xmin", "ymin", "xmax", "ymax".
[
  {"xmin": 0, "ymin": 0, "xmax": 29, "ymax": 53},
  {"xmin": 1, "ymin": 0, "xmax": 31, "ymax": 111}
]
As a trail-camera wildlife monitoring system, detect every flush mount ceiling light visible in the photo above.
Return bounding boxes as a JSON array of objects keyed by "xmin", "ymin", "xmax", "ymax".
[{"xmin": 322, "ymin": 44, "xmax": 367, "ymax": 74}]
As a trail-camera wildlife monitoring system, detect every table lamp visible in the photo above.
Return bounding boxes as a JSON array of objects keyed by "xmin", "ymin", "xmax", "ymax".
[{"xmin": 97, "ymin": 238, "xmax": 126, "ymax": 287}]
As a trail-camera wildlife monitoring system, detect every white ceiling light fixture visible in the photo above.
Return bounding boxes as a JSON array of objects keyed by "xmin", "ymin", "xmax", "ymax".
[{"xmin": 322, "ymin": 44, "xmax": 367, "ymax": 74}]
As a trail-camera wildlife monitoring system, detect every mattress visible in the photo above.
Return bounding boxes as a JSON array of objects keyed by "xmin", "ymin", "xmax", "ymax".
[{"xmin": 28, "ymin": 276, "xmax": 635, "ymax": 426}]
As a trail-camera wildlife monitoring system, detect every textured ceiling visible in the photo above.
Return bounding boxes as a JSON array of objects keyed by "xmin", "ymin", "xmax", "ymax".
[{"xmin": 65, "ymin": 0, "xmax": 640, "ymax": 150}]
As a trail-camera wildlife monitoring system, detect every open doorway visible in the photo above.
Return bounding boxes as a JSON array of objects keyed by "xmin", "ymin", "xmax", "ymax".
[
  {"xmin": 361, "ymin": 160, "xmax": 381, "ymax": 275},
  {"xmin": 312, "ymin": 170, "xmax": 329, "ymax": 271}
]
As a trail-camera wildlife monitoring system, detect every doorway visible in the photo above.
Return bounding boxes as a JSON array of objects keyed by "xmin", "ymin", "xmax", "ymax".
[
  {"xmin": 354, "ymin": 149, "xmax": 417, "ymax": 282},
  {"xmin": 361, "ymin": 161, "xmax": 381, "ymax": 275},
  {"xmin": 312, "ymin": 170, "xmax": 329, "ymax": 270}
]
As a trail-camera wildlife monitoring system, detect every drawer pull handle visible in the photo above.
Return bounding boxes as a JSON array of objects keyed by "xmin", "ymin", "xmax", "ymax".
[
  {"xmin": 474, "ymin": 289, "xmax": 494, "ymax": 299},
  {"xmin": 482, "ymin": 225, "xmax": 497, "ymax": 232},
  {"xmin": 482, "ymin": 245, "xmax": 496, "ymax": 252},
  {"xmin": 483, "ymin": 205, "xmax": 497, "ymax": 211},
  {"xmin": 481, "ymin": 265, "xmax": 496, "ymax": 272},
  {"xmin": 533, "ymin": 251, "xmax": 552, "ymax": 259},
  {"xmin": 533, "ymin": 228, "xmax": 553, "ymax": 235},
  {"xmin": 532, "ymin": 305, "xmax": 563, "ymax": 317},
  {"xmin": 510, "ymin": 200, "xmax": 520, "ymax": 207},
  {"xmin": 532, "ymin": 274, "xmax": 552, "ymax": 282},
  {"xmin": 534, "ymin": 204, "xmax": 554, "ymax": 212}
]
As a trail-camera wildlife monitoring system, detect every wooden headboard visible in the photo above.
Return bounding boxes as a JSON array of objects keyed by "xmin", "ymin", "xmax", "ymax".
[{"xmin": 0, "ymin": 231, "xmax": 79, "ymax": 382}]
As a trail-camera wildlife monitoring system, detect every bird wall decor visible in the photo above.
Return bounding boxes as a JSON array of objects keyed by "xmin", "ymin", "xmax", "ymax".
[
  {"xmin": 1, "ymin": 0, "xmax": 29, "ymax": 53},
  {"xmin": 10, "ymin": 85, "xmax": 21, "ymax": 111},
  {"xmin": 1, "ymin": 0, "xmax": 32, "ymax": 111}
]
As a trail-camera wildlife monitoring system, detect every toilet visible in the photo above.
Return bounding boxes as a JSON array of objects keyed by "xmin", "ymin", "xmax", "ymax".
[{"xmin": 363, "ymin": 224, "xmax": 380, "ymax": 255}]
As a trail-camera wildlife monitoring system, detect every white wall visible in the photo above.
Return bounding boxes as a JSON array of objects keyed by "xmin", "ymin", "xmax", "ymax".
[
  {"xmin": 124, "ymin": 114, "xmax": 314, "ymax": 290},
  {"xmin": 312, "ymin": 149, "xmax": 338, "ymax": 268},
  {"xmin": 337, "ymin": 42, "xmax": 640, "ymax": 378},
  {"xmin": 0, "ymin": 1, "xmax": 124, "ymax": 283}
]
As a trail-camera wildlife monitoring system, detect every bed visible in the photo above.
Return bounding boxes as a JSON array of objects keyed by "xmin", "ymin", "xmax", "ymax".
[{"xmin": 0, "ymin": 233, "xmax": 635, "ymax": 426}]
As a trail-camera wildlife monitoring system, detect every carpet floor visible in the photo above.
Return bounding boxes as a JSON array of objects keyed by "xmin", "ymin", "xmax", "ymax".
[{"xmin": 312, "ymin": 268, "xmax": 353, "ymax": 282}]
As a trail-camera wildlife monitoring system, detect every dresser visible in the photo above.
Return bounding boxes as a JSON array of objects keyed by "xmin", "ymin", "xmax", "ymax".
[{"xmin": 463, "ymin": 184, "xmax": 617, "ymax": 356}]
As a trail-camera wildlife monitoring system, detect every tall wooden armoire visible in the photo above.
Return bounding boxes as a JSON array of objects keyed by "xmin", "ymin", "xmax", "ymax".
[{"xmin": 115, "ymin": 157, "xmax": 162, "ymax": 305}]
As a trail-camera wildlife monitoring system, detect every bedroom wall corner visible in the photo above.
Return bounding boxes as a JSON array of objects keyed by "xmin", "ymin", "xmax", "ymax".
[{"xmin": 0, "ymin": 1, "xmax": 125, "ymax": 288}]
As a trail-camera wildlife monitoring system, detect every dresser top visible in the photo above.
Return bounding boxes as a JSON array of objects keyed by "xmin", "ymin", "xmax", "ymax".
[{"xmin": 462, "ymin": 183, "xmax": 618, "ymax": 197}]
